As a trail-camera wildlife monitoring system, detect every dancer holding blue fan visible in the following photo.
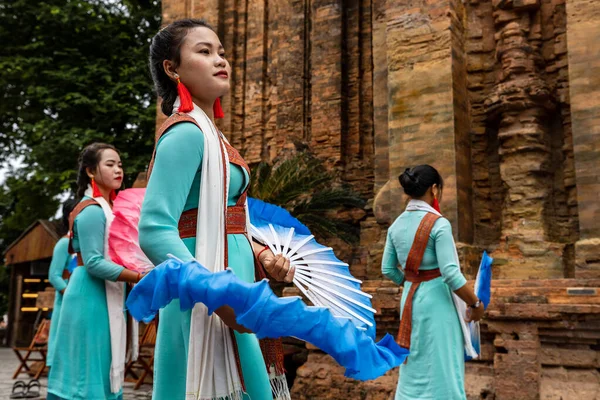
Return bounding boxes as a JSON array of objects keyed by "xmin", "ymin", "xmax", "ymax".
[
  {"xmin": 133, "ymin": 17, "xmax": 409, "ymax": 400},
  {"xmin": 139, "ymin": 19, "xmax": 295, "ymax": 400},
  {"xmin": 382, "ymin": 165, "xmax": 484, "ymax": 400}
]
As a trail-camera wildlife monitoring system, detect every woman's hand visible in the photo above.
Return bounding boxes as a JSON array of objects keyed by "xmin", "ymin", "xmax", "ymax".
[
  {"xmin": 259, "ymin": 249, "xmax": 295, "ymax": 283},
  {"xmin": 454, "ymin": 284, "xmax": 485, "ymax": 322},
  {"xmin": 466, "ymin": 302, "xmax": 485, "ymax": 322}
]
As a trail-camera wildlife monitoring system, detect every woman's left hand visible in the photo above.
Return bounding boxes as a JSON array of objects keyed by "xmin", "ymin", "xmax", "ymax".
[
  {"xmin": 466, "ymin": 303, "xmax": 485, "ymax": 322},
  {"xmin": 259, "ymin": 250, "xmax": 295, "ymax": 283}
]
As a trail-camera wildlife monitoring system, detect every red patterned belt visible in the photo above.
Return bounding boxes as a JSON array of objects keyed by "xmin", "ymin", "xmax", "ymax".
[
  {"xmin": 397, "ymin": 268, "xmax": 442, "ymax": 350},
  {"xmin": 404, "ymin": 268, "xmax": 442, "ymax": 283},
  {"xmin": 179, "ymin": 206, "xmax": 247, "ymax": 238}
]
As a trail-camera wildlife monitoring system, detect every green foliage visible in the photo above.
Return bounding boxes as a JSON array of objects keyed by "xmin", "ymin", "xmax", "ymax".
[
  {"xmin": 0, "ymin": 0, "xmax": 161, "ymax": 252},
  {"xmin": 249, "ymin": 153, "xmax": 366, "ymax": 244},
  {"xmin": 0, "ymin": 175, "xmax": 61, "ymax": 249}
]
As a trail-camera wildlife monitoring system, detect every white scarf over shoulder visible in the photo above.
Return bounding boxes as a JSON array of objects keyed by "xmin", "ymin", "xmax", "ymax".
[{"xmin": 172, "ymin": 99, "xmax": 244, "ymax": 400}]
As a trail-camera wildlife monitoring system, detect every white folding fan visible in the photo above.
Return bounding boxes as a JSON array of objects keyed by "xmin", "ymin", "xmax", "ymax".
[{"xmin": 248, "ymin": 198, "xmax": 376, "ymax": 336}]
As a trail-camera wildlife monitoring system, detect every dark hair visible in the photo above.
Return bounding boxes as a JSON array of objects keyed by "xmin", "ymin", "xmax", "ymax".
[
  {"xmin": 61, "ymin": 198, "xmax": 77, "ymax": 231},
  {"xmin": 399, "ymin": 165, "xmax": 444, "ymax": 198},
  {"xmin": 76, "ymin": 143, "xmax": 119, "ymax": 199},
  {"xmin": 149, "ymin": 18, "xmax": 215, "ymax": 116}
]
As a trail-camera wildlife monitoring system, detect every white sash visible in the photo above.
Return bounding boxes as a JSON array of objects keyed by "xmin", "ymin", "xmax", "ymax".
[{"xmin": 172, "ymin": 100, "xmax": 244, "ymax": 400}]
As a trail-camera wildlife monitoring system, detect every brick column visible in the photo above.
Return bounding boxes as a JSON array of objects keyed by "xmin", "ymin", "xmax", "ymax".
[
  {"xmin": 489, "ymin": 321, "xmax": 541, "ymax": 400},
  {"xmin": 310, "ymin": 0, "xmax": 343, "ymax": 166},
  {"xmin": 566, "ymin": 0, "xmax": 600, "ymax": 279},
  {"xmin": 372, "ymin": 0, "xmax": 473, "ymax": 244}
]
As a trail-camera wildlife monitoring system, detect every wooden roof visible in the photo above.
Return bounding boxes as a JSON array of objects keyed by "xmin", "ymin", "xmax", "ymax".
[{"xmin": 3, "ymin": 220, "xmax": 65, "ymax": 265}]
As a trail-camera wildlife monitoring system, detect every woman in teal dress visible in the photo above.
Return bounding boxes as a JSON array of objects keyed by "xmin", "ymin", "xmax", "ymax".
[
  {"xmin": 140, "ymin": 19, "xmax": 293, "ymax": 400},
  {"xmin": 46, "ymin": 201, "xmax": 76, "ymax": 368},
  {"xmin": 47, "ymin": 143, "xmax": 143, "ymax": 400},
  {"xmin": 381, "ymin": 165, "xmax": 484, "ymax": 400}
]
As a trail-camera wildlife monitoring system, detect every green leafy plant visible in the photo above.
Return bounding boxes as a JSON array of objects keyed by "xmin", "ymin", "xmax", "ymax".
[
  {"xmin": 249, "ymin": 152, "xmax": 365, "ymax": 244},
  {"xmin": 0, "ymin": 0, "xmax": 161, "ymax": 253}
]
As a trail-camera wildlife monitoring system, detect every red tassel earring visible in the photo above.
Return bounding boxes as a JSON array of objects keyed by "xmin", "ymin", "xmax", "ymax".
[
  {"xmin": 213, "ymin": 97, "xmax": 225, "ymax": 119},
  {"xmin": 432, "ymin": 197, "xmax": 441, "ymax": 213},
  {"xmin": 91, "ymin": 178, "xmax": 102, "ymax": 198},
  {"xmin": 175, "ymin": 75, "xmax": 194, "ymax": 113}
]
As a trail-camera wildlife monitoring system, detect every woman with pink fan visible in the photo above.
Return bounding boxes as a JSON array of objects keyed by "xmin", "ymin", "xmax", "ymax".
[
  {"xmin": 136, "ymin": 19, "xmax": 294, "ymax": 400},
  {"xmin": 47, "ymin": 143, "xmax": 142, "ymax": 400}
]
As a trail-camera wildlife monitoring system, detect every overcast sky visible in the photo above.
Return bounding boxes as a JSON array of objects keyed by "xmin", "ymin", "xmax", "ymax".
[{"xmin": 0, "ymin": 155, "xmax": 25, "ymax": 186}]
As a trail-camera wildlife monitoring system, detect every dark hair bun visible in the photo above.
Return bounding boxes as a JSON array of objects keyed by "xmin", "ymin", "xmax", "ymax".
[
  {"xmin": 399, "ymin": 168, "xmax": 420, "ymax": 196},
  {"xmin": 399, "ymin": 165, "xmax": 443, "ymax": 198}
]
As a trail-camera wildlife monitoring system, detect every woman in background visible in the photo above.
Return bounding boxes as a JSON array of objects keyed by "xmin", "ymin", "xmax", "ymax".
[
  {"xmin": 382, "ymin": 165, "xmax": 484, "ymax": 400},
  {"xmin": 46, "ymin": 200, "xmax": 77, "ymax": 369},
  {"xmin": 48, "ymin": 143, "xmax": 141, "ymax": 400}
]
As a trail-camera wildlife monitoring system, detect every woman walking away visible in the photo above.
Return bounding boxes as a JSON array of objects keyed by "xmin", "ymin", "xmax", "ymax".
[{"xmin": 382, "ymin": 165, "xmax": 484, "ymax": 400}]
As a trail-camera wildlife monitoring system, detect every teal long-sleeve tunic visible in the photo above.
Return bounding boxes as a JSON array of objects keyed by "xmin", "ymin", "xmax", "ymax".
[
  {"xmin": 47, "ymin": 200, "xmax": 125, "ymax": 400},
  {"xmin": 139, "ymin": 122, "xmax": 272, "ymax": 400},
  {"xmin": 382, "ymin": 211, "xmax": 467, "ymax": 400},
  {"xmin": 46, "ymin": 237, "xmax": 70, "ymax": 367}
]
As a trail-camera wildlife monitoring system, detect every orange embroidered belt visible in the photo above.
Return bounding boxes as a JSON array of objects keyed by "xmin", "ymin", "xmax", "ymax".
[
  {"xmin": 397, "ymin": 268, "xmax": 442, "ymax": 349},
  {"xmin": 178, "ymin": 206, "xmax": 247, "ymax": 238}
]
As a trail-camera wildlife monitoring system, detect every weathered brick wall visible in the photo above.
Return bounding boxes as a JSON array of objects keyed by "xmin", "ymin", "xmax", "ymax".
[
  {"xmin": 287, "ymin": 280, "xmax": 600, "ymax": 400},
  {"xmin": 157, "ymin": 0, "xmax": 600, "ymax": 398},
  {"xmin": 566, "ymin": 0, "xmax": 600, "ymax": 280},
  {"xmin": 466, "ymin": 0, "xmax": 578, "ymax": 280}
]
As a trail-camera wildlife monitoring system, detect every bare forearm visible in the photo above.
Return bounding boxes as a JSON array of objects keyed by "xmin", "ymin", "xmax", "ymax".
[
  {"xmin": 454, "ymin": 283, "xmax": 479, "ymax": 306},
  {"xmin": 251, "ymin": 241, "xmax": 268, "ymax": 256},
  {"xmin": 117, "ymin": 268, "xmax": 141, "ymax": 284}
]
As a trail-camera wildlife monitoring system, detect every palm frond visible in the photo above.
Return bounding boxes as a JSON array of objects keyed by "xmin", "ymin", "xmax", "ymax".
[
  {"xmin": 249, "ymin": 151, "xmax": 365, "ymax": 244},
  {"xmin": 252, "ymin": 155, "xmax": 330, "ymax": 205},
  {"xmin": 295, "ymin": 213, "xmax": 361, "ymax": 244},
  {"xmin": 249, "ymin": 162, "xmax": 271, "ymax": 198},
  {"xmin": 293, "ymin": 188, "xmax": 366, "ymax": 214}
]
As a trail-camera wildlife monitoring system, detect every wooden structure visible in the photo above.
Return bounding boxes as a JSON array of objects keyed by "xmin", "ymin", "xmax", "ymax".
[
  {"xmin": 11, "ymin": 318, "xmax": 50, "ymax": 380},
  {"xmin": 124, "ymin": 320, "xmax": 157, "ymax": 390},
  {"xmin": 3, "ymin": 219, "xmax": 64, "ymax": 347}
]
